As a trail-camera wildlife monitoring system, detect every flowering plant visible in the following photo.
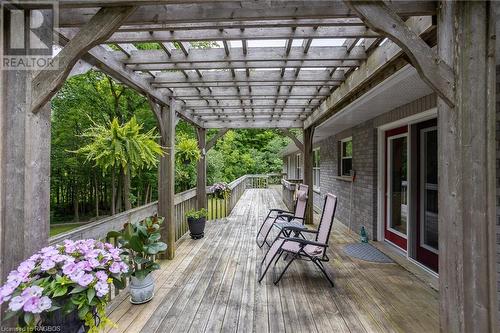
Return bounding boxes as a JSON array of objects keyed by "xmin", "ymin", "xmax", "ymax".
[
  {"xmin": 0, "ymin": 239, "xmax": 128, "ymax": 332},
  {"xmin": 209, "ymin": 182, "xmax": 231, "ymax": 199}
]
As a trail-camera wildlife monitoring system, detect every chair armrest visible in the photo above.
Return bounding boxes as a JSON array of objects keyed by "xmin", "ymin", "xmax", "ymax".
[
  {"xmin": 283, "ymin": 237, "xmax": 328, "ymax": 248},
  {"xmin": 280, "ymin": 225, "xmax": 315, "ymax": 233},
  {"xmin": 269, "ymin": 208, "xmax": 293, "ymax": 215},
  {"xmin": 276, "ymin": 213, "xmax": 304, "ymax": 221}
]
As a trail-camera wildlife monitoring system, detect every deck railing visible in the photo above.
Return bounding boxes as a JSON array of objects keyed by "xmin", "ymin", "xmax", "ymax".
[{"xmin": 281, "ymin": 178, "xmax": 303, "ymax": 211}]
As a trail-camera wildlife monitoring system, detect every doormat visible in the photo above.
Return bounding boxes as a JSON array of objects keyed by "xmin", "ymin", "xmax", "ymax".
[{"xmin": 342, "ymin": 243, "xmax": 394, "ymax": 263}]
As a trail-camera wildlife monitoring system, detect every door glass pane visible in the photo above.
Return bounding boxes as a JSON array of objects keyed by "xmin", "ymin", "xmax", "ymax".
[
  {"xmin": 423, "ymin": 129, "xmax": 438, "ymax": 250},
  {"xmin": 390, "ymin": 136, "xmax": 408, "ymax": 235}
]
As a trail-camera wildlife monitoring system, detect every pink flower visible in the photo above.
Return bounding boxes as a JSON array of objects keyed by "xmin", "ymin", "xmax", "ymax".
[
  {"xmin": 8, "ymin": 296, "xmax": 25, "ymax": 311},
  {"xmin": 23, "ymin": 296, "xmax": 51, "ymax": 314},
  {"xmin": 94, "ymin": 281, "xmax": 109, "ymax": 297},
  {"xmin": 119, "ymin": 262, "xmax": 129, "ymax": 274},
  {"xmin": 77, "ymin": 274, "xmax": 94, "ymax": 287},
  {"xmin": 68, "ymin": 270, "xmax": 84, "ymax": 284},
  {"xmin": 109, "ymin": 262, "xmax": 121, "ymax": 274},
  {"xmin": 40, "ymin": 259, "xmax": 55, "ymax": 271},
  {"xmin": 21, "ymin": 286, "xmax": 43, "ymax": 298},
  {"xmin": 62, "ymin": 262, "xmax": 77, "ymax": 276},
  {"xmin": 17, "ymin": 261, "xmax": 35, "ymax": 275},
  {"xmin": 95, "ymin": 271, "xmax": 108, "ymax": 282}
]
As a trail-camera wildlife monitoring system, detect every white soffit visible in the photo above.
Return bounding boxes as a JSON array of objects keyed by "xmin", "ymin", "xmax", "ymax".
[{"xmin": 314, "ymin": 64, "xmax": 434, "ymax": 141}]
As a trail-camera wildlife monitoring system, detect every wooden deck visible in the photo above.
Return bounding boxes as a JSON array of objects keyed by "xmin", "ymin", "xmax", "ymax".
[{"xmin": 107, "ymin": 188, "xmax": 439, "ymax": 333}]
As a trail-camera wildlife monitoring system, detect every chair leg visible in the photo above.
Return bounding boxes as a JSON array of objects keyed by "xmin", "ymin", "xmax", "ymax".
[
  {"xmin": 273, "ymin": 253, "xmax": 297, "ymax": 285},
  {"xmin": 312, "ymin": 259, "xmax": 334, "ymax": 287}
]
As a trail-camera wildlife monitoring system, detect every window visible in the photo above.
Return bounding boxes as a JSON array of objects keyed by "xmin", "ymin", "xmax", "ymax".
[
  {"xmin": 296, "ymin": 153, "xmax": 302, "ymax": 179},
  {"xmin": 313, "ymin": 148, "xmax": 320, "ymax": 189},
  {"xmin": 340, "ymin": 137, "xmax": 353, "ymax": 176},
  {"xmin": 287, "ymin": 156, "xmax": 291, "ymax": 178}
]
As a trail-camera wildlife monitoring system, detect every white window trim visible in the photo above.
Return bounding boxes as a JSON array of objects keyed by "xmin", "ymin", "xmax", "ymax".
[
  {"xmin": 313, "ymin": 148, "xmax": 321, "ymax": 191},
  {"xmin": 296, "ymin": 153, "xmax": 302, "ymax": 179},
  {"xmin": 340, "ymin": 137, "xmax": 352, "ymax": 177}
]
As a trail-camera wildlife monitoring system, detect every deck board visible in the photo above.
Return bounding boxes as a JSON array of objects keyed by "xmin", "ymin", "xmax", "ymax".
[{"xmin": 108, "ymin": 188, "xmax": 439, "ymax": 333}]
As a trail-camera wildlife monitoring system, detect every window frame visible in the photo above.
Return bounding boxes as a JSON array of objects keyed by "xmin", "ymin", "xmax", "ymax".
[
  {"xmin": 296, "ymin": 153, "xmax": 302, "ymax": 179},
  {"xmin": 313, "ymin": 148, "xmax": 320, "ymax": 190},
  {"xmin": 340, "ymin": 137, "xmax": 353, "ymax": 177}
]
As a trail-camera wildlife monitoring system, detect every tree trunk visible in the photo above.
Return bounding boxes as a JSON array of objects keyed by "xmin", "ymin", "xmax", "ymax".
[
  {"xmin": 123, "ymin": 165, "xmax": 131, "ymax": 211},
  {"xmin": 73, "ymin": 187, "xmax": 79, "ymax": 222},
  {"xmin": 111, "ymin": 167, "xmax": 116, "ymax": 215},
  {"xmin": 94, "ymin": 172, "xmax": 99, "ymax": 217},
  {"xmin": 116, "ymin": 168, "xmax": 123, "ymax": 213},
  {"xmin": 144, "ymin": 184, "xmax": 150, "ymax": 205}
]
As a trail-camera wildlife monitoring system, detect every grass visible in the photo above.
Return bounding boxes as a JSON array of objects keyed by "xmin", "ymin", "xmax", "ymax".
[
  {"xmin": 50, "ymin": 224, "xmax": 81, "ymax": 237},
  {"xmin": 49, "ymin": 197, "xmax": 229, "ymax": 237}
]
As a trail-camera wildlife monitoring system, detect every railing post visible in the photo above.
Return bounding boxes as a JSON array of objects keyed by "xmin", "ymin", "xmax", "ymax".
[
  {"xmin": 303, "ymin": 127, "xmax": 315, "ymax": 225},
  {"xmin": 196, "ymin": 127, "xmax": 207, "ymax": 210}
]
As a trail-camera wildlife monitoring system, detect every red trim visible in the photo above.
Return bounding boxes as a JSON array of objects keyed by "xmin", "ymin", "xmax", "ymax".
[
  {"xmin": 416, "ymin": 119, "xmax": 439, "ymax": 272},
  {"xmin": 384, "ymin": 125, "xmax": 408, "ymax": 251}
]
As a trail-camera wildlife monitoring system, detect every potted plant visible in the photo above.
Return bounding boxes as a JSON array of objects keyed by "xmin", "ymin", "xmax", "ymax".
[
  {"xmin": 176, "ymin": 135, "xmax": 201, "ymax": 165},
  {"xmin": 107, "ymin": 216, "xmax": 167, "ymax": 304},
  {"xmin": 209, "ymin": 182, "xmax": 231, "ymax": 200},
  {"xmin": 0, "ymin": 239, "xmax": 128, "ymax": 332},
  {"xmin": 186, "ymin": 209, "xmax": 208, "ymax": 239}
]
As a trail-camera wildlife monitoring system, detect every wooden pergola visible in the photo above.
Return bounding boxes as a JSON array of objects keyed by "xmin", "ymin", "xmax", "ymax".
[{"xmin": 0, "ymin": 1, "xmax": 497, "ymax": 332}]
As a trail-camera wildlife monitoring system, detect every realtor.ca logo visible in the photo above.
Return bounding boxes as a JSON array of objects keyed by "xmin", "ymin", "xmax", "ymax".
[{"xmin": 1, "ymin": 0, "xmax": 59, "ymax": 70}]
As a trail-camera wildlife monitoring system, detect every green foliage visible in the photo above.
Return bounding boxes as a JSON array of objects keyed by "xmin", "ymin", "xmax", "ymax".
[
  {"xmin": 107, "ymin": 216, "xmax": 167, "ymax": 279},
  {"xmin": 186, "ymin": 208, "xmax": 208, "ymax": 220},
  {"xmin": 176, "ymin": 134, "xmax": 201, "ymax": 165},
  {"xmin": 75, "ymin": 116, "xmax": 163, "ymax": 174}
]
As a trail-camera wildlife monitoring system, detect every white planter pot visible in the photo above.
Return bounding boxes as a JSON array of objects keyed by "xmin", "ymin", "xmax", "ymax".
[{"xmin": 129, "ymin": 273, "xmax": 154, "ymax": 304}]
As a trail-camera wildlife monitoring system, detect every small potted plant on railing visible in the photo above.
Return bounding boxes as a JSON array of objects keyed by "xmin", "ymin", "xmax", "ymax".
[
  {"xmin": 107, "ymin": 216, "xmax": 167, "ymax": 305},
  {"xmin": 186, "ymin": 208, "xmax": 208, "ymax": 239},
  {"xmin": 0, "ymin": 239, "xmax": 128, "ymax": 332},
  {"xmin": 210, "ymin": 182, "xmax": 231, "ymax": 199}
]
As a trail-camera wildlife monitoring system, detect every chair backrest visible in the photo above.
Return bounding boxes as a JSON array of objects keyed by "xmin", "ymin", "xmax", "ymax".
[
  {"xmin": 315, "ymin": 193, "xmax": 337, "ymax": 245},
  {"xmin": 294, "ymin": 184, "xmax": 309, "ymax": 218}
]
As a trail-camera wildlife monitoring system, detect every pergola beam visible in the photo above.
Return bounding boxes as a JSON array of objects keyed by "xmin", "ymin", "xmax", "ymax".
[
  {"xmin": 206, "ymin": 129, "xmax": 229, "ymax": 151},
  {"xmin": 345, "ymin": 0, "xmax": 455, "ymax": 107},
  {"xmin": 31, "ymin": 6, "xmax": 136, "ymax": 113},
  {"xmin": 59, "ymin": 1, "xmax": 436, "ymax": 27},
  {"xmin": 128, "ymin": 60, "xmax": 361, "ymax": 71},
  {"xmin": 280, "ymin": 129, "xmax": 304, "ymax": 152},
  {"xmin": 304, "ymin": 15, "xmax": 434, "ymax": 128},
  {"xmin": 115, "ymin": 46, "xmax": 366, "ymax": 64},
  {"xmin": 202, "ymin": 119, "xmax": 303, "ymax": 129},
  {"xmin": 151, "ymin": 70, "xmax": 345, "ymax": 84},
  {"xmin": 103, "ymin": 26, "xmax": 379, "ymax": 43}
]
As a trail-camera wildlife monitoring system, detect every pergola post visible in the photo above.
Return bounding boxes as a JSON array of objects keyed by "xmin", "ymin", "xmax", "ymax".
[
  {"xmin": 196, "ymin": 127, "xmax": 207, "ymax": 210},
  {"xmin": 157, "ymin": 99, "xmax": 177, "ymax": 260},
  {"xmin": 303, "ymin": 126, "xmax": 315, "ymax": 225},
  {"xmin": 437, "ymin": 1, "xmax": 497, "ymax": 332},
  {"xmin": 0, "ymin": 69, "xmax": 51, "ymax": 282}
]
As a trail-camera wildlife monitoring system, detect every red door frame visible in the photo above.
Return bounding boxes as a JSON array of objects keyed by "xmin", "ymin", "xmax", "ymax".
[
  {"xmin": 384, "ymin": 125, "xmax": 408, "ymax": 251},
  {"xmin": 416, "ymin": 119, "xmax": 439, "ymax": 272}
]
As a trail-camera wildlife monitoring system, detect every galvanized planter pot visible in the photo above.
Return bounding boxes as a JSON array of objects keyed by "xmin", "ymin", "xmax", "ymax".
[{"xmin": 130, "ymin": 273, "xmax": 155, "ymax": 304}]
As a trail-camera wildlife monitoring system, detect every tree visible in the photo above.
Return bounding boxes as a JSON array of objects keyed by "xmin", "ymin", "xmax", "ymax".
[{"xmin": 75, "ymin": 117, "xmax": 164, "ymax": 214}]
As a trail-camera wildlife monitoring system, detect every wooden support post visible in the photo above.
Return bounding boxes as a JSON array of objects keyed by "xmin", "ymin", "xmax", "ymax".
[
  {"xmin": 303, "ymin": 126, "xmax": 314, "ymax": 225},
  {"xmin": 157, "ymin": 100, "xmax": 176, "ymax": 260},
  {"xmin": 31, "ymin": 6, "xmax": 135, "ymax": 112},
  {"xmin": 280, "ymin": 128, "xmax": 304, "ymax": 152},
  {"xmin": 196, "ymin": 127, "xmax": 207, "ymax": 210},
  {"xmin": 437, "ymin": 1, "xmax": 497, "ymax": 332},
  {"xmin": 206, "ymin": 129, "xmax": 228, "ymax": 151},
  {"xmin": 0, "ymin": 70, "xmax": 51, "ymax": 282}
]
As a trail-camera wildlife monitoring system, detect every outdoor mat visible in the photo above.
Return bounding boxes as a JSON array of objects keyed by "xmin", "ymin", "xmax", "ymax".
[{"xmin": 342, "ymin": 243, "xmax": 394, "ymax": 263}]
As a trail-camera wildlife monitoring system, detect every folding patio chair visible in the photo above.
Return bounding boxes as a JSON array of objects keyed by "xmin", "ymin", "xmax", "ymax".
[
  {"xmin": 257, "ymin": 193, "xmax": 337, "ymax": 287},
  {"xmin": 255, "ymin": 184, "xmax": 309, "ymax": 248}
]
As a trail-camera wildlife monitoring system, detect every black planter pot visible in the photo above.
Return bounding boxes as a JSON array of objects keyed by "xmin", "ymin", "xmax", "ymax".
[
  {"xmin": 40, "ymin": 308, "xmax": 89, "ymax": 333},
  {"xmin": 187, "ymin": 217, "xmax": 206, "ymax": 239}
]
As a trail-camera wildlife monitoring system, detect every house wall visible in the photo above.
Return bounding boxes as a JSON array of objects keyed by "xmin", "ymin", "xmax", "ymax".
[{"xmin": 284, "ymin": 94, "xmax": 436, "ymax": 241}]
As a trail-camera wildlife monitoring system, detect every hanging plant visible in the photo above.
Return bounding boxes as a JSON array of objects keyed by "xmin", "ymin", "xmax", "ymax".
[{"xmin": 176, "ymin": 135, "xmax": 201, "ymax": 165}]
